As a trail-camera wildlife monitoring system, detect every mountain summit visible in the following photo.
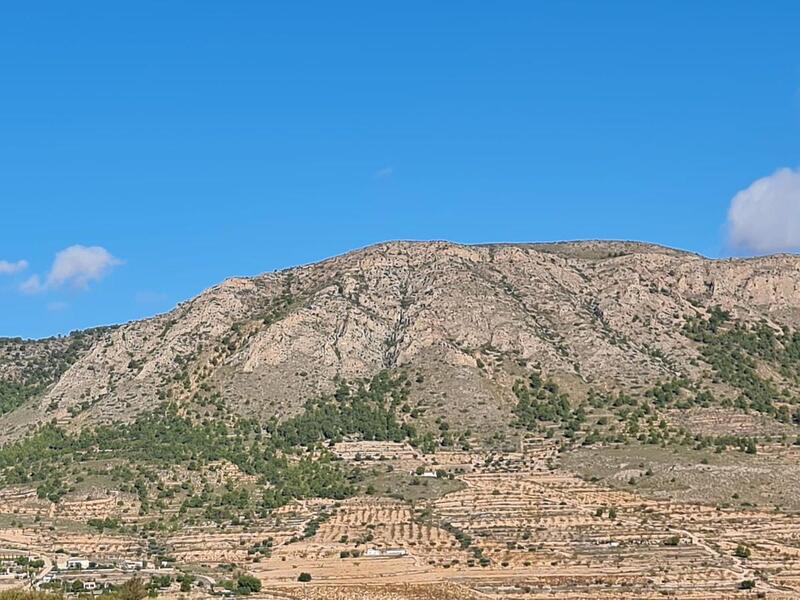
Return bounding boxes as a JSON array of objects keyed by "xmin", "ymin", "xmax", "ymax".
[{"xmin": 3, "ymin": 240, "xmax": 800, "ymax": 442}]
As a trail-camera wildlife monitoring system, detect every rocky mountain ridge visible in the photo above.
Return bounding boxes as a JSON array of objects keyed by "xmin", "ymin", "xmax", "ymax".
[{"xmin": 2, "ymin": 240, "xmax": 800, "ymax": 442}]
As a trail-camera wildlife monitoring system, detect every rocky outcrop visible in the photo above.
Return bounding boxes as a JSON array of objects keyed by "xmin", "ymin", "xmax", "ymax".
[{"xmin": 3, "ymin": 240, "xmax": 800, "ymax": 441}]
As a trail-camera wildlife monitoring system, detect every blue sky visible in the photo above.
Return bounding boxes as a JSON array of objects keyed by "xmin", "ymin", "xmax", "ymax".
[{"xmin": 1, "ymin": 2, "xmax": 799, "ymax": 338}]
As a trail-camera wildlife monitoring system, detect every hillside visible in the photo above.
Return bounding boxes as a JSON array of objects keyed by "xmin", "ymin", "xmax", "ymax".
[
  {"xmin": 3, "ymin": 240, "xmax": 800, "ymax": 441},
  {"xmin": 4, "ymin": 240, "xmax": 800, "ymax": 599},
  {"xmin": 0, "ymin": 328, "xmax": 110, "ymax": 418}
]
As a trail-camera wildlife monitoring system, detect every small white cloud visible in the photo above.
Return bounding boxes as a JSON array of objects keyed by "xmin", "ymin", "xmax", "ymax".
[
  {"xmin": 374, "ymin": 166, "xmax": 394, "ymax": 179},
  {"xmin": 0, "ymin": 259, "xmax": 28, "ymax": 275},
  {"xmin": 47, "ymin": 245, "xmax": 122, "ymax": 289},
  {"xmin": 20, "ymin": 245, "xmax": 122, "ymax": 294},
  {"xmin": 20, "ymin": 275, "xmax": 42, "ymax": 294},
  {"xmin": 727, "ymin": 167, "xmax": 800, "ymax": 253},
  {"xmin": 47, "ymin": 301, "xmax": 69, "ymax": 312}
]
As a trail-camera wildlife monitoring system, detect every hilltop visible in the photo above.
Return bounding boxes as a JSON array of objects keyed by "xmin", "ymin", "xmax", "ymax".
[
  {"xmin": 3, "ymin": 241, "xmax": 800, "ymax": 598},
  {"xmin": 3, "ymin": 240, "xmax": 800, "ymax": 441}
]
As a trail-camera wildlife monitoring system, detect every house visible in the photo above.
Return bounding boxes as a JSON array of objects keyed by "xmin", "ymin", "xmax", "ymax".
[
  {"xmin": 66, "ymin": 559, "xmax": 91, "ymax": 570},
  {"xmin": 83, "ymin": 581, "xmax": 98, "ymax": 591},
  {"xmin": 420, "ymin": 471, "xmax": 438, "ymax": 478},
  {"xmin": 365, "ymin": 547, "xmax": 408, "ymax": 558}
]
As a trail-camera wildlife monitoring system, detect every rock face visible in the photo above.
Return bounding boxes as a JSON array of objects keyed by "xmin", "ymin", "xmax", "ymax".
[{"xmin": 3, "ymin": 240, "xmax": 800, "ymax": 441}]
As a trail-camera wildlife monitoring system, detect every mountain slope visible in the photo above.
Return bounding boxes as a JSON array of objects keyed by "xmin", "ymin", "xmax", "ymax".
[{"xmin": 3, "ymin": 240, "xmax": 800, "ymax": 443}]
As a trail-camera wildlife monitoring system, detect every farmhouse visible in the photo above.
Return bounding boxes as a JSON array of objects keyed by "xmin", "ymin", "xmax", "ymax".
[
  {"xmin": 364, "ymin": 547, "xmax": 408, "ymax": 558},
  {"xmin": 66, "ymin": 558, "xmax": 91, "ymax": 570}
]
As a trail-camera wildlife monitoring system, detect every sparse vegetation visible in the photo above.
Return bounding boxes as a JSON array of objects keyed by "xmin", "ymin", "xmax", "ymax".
[{"xmin": 2, "ymin": 243, "xmax": 800, "ymax": 598}]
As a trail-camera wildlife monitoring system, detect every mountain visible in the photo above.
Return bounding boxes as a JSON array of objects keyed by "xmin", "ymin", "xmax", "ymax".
[
  {"xmin": 3, "ymin": 240, "xmax": 800, "ymax": 443},
  {"xmin": 5, "ymin": 240, "xmax": 800, "ymax": 599}
]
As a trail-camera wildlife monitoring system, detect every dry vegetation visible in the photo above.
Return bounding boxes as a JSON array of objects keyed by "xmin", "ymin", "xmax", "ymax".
[
  {"xmin": 4, "ymin": 241, "xmax": 800, "ymax": 598},
  {"xmin": 1, "ymin": 439, "xmax": 799, "ymax": 598}
]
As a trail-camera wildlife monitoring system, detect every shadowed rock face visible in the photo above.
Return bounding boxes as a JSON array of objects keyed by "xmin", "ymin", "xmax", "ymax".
[{"xmin": 2, "ymin": 240, "xmax": 800, "ymax": 441}]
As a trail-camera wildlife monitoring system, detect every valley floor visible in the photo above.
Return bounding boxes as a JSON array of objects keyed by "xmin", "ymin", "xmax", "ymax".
[{"xmin": 1, "ymin": 437, "xmax": 799, "ymax": 599}]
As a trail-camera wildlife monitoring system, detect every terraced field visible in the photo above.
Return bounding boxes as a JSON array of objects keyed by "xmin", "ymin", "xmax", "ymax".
[{"xmin": 1, "ymin": 437, "xmax": 800, "ymax": 598}]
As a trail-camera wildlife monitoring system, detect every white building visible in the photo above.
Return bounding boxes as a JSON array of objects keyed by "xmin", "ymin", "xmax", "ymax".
[
  {"xmin": 365, "ymin": 547, "xmax": 408, "ymax": 558},
  {"xmin": 66, "ymin": 559, "xmax": 91, "ymax": 570}
]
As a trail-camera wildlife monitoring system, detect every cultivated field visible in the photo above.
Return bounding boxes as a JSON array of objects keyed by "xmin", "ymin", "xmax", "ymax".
[{"xmin": 2, "ymin": 437, "xmax": 799, "ymax": 598}]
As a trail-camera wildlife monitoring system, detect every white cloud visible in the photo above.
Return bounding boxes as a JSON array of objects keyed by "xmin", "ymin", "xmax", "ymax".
[
  {"xmin": 20, "ymin": 245, "xmax": 121, "ymax": 294},
  {"xmin": 47, "ymin": 245, "xmax": 121, "ymax": 289},
  {"xmin": 20, "ymin": 275, "xmax": 43, "ymax": 294},
  {"xmin": 727, "ymin": 167, "xmax": 800, "ymax": 253},
  {"xmin": 374, "ymin": 166, "xmax": 394, "ymax": 179},
  {"xmin": 0, "ymin": 259, "xmax": 28, "ymax": 275}
]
